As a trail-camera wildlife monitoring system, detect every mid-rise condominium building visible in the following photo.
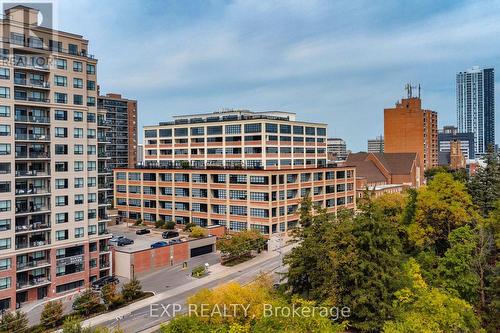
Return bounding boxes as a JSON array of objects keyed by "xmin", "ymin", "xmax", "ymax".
[
  {"xmin": 114, "ymin": 110, "xmax": 356, "ymax": 235},
  {"xmin": 0, "ymin": 6, "xmax": 111, "ymax": 311},
  {"xmin": 438, "ymin": 126, "xmax": 475, "ymax": 165},
  {"xmin": 326, "ymin": 138, "xmax": 347, "ymax": 161},
  {"xmin": 457, "ymin": 66, "xmax": 495, "ymax": 156},
  {"xmin": 367, "ymin": 135, "xmax": 384, "ymax": 153},
  {"xmin": 384, "ymin": 90, "xmax": 438, "ymax": 179}
]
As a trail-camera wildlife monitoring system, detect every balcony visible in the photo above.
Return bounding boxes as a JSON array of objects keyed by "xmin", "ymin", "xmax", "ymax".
[
  {"xmin": 15, "ymin": 222, "xmax": 51, "ymax": 233},
  {"xmin": 98, "ymin": 228, "xmax": 109, "ymax": 235},
  {"xmin": 16, "ymin": 259, "xmax": 50, "ymax": 271},
  {"xmin": 16, "ymin": 277, "xmax": 51, "ymax": 290},
  {"xmin": 15, "ymin": 187, "xmax": 50, "ymax": 196},
  {"xmin": 2, "ymin": 37, "xmax": 95, "ymax": 59},
  {"xmin": 15, "ymin": 151, "xmax": 50, "ymax": 159},
  {"xmin": 15, "ymin": 239, "xmax": 50, "ymax": 250},
  {"xmin": 15, "ymin": 115, "xmax": 50, "ymax": 124},
  {"xmin": 15, "ymin": 204, "xmax": 50, "ymax": 215},
  {"xmin": 15, "ymin": 170, "xmax": 50, "ymax": 178},
  {"xmin": 14, "ymin": 78, "xmax": 50, "ymax": 89},
  {"xmin": 99, "ymin": 261, "xmax": 110, "ymax": 269},
  {"xmin": 14, "ymin": 94, "xmax": 50, "ymax": 103},
  {"xmin": 15, "ymin": 134, "xmax": 50, "ymax": 142}
]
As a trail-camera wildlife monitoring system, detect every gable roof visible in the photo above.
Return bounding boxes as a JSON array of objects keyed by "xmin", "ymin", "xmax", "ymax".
[{"xmin": 346, "ymin": 152, "xmax": 417, "ymax": 183}]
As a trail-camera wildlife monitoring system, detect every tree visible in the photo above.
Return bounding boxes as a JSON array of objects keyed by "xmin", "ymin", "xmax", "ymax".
[
  {"xmin": 285, "ymin": 197, "xmax": 405, "ymax": 331},
  {"xmin": 436, "ymin": 225, "xmax": 479, "ymax": 304},
  {"xmin": 410, "ymin": 172, "xmax": 477, "ymax": 254},
  {"xmin": 383, "ymin": 259, "xmax": 480, "ymax": 333},
  {"xmin": 183, "ymin": 223, "xmax": 197, "ymax": 232},
  {"xmin": 154, "ymin": 220, "xmax": 165, "ymax": 228},
  {"xmin": 217, "ymin": 230, "xmax": 266, "ymax": 263},
  {"xmin": 101, "ymin": 283, "xmax": 123, "ymax": 310},
  {"xmin": 0, "ymin": 311, "xmax": 28, "ymax": 333},
  {"xmin": 40, "ymin": 300, "xmax": 63, "ymax": 328},
  {"xmin": 165, "ymin": 221, "xmax": 176, "ymax": 230},
  {"xmin": 62, "ymin": 316, "xmax": 84, "ymax": 333},
  {"xmin": 121, "ymin": 277, "xmax": 143, "ymax": 302},
  {"xmin": 469, "ymin": 146, "xmax": 500, "ymax": 217},
  {"xmin": 189, "ymin": 226, "xmax": 206, "ymax": 238},
  {"xmin": 72, "ymin": 289, "xmax": 100, "ymax": 316}
]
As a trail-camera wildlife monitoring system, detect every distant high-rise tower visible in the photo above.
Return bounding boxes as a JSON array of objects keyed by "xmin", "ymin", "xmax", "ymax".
[
  {"xmin": 456, "ymin": 66, "xmax": 495, "ymax": 155},
  {"xmin": 367, "ymin": 135, "xmax": 384, "ymax": 153}
]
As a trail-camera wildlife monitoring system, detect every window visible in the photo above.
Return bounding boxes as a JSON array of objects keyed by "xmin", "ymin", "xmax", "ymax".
[
  {"xmin": 145, "ymin": 129, "xmax": 157, "ymax": 138},
  {"xmin": 73, "ymin": 61, "xmax": 83, "ymax": 72},
  {"xmin": 87, "ymin": 161, "xmax": 96, "ymax": 171},
  {"xmin": 230, "ymin": 205, "xmax": 247, "ymax": 216},
  {"xmin": 0, "ymin": 277, "xmax": 11, "ymax": 290},
  {"xmin": 251, "ymin": 208, "xmax": 269, "ymax": 218},
  {"xmin": 54, "ymin": 92, "xmax": 67, "ymax": 103},
  {"xmin": 55, "ymin": 179, "xmax": 68, "ymax": 189},
  {"xmin": 317, "ymin": 127, "xmax": 326, "ymax": 136},
  {"xmin": 174, "ymin": 128, "xmax": 188, "ymax": 136},
  {"xmin": 158, "ymin": 129, "xmax": 171, "ymax": 137},
  {"xmin": 55, "ymin": 127, "xmax": 67, "ymax": 138},
  {"xmin": 75, "ymin": 211, "xmax": 84, "ymax": 222},
  {"xmin": 69, "ymin": 44, "xmax": 78, "ymax": 55},
  {"xmin": 88, "ymin": 193, "xmax": 96, "ymax": 203},
  {"xmin": 55, "ymin": 196, "xmax": 68, "ymax": 206},
  {"xmin": 87, "ymin": 80, "xmax": 95, "ymax": 90},
  {"xmin": 54, "ymin": 75, "xmax": 67, "ymax": 87},
  {"xmin": 56, "ymin": 213, "xmax": 68, "ymax": 224},
  {"xmin": 74, "ymin": 111, "xmax": 83, "ymax": 122},
  {"xmin": 87, "ymin": 177, "xmax": 96, "ymax": 187},
  {"xmin": 56, "ymin": 280, "xmax": 84, "ymax": 293},
  {"xmin": 86, "ymin": 64, "xmax": 96, "ymax": 75},
  {"xmin": 0, "ymin": 219, "xmax": 10, "ymax": 231},
  {"xmin": 88, "ymin": 225, "xmax": 97, "ymax": 235},
  {"xmin": 87, "ymin": 129, "xmax": 96, "ymax": 139},
  {"xmin": 0, "ymin": 144, "xmax": 9, "ymax": 155},
  {"xmin": 74, "ymin": 144, "xmax": 84, "ymax": 155},
  {"xmin": 225, "ymin": 124, "xmax": 241, "ymax": 134},
  {"xmin": 55, "ymin": 58, "xmax": 67, "ymax": 69},
  {"xmin": 87, "ymin": 96, "xmax": 95, "ymax": 106},
  {"xmin": 87, "ymin": 112, "xmax": 96, "ymax": 122},
  {"xmin": 190, "ymin": 127, "xmax": 204, "ymax": 136},
  {"xmin": 75, "ymin": 194, "xmax": 84, "ymax": 205},
  {"xmin": 280, "ymin": 124, "xmax": 291, "ymax": 134},
  {"xmin": 54, "ymin": 110, "xmax": 67, "ymax": 120},
  {"xmin": 0, "ymin": 163, "xmax": 9, "ymax": 174},
  {"xmin": 229, "ymin": 221, "xmax": 247, "ymax": 231},
  {"xmin": 0, "ymin": 87, "xmax": 9, "ymax": 98},
  {"xmin": 74, "ymin": 178, "xmax": 84, "ymax": 188},
  {"xmin": 75, "ymin": 227, "xmax": 84, "ymax": 238},
  {"xmin": 293, "ymin": 126, "xmax": 304, "ymax": 134},
  {"xmin": 56, "ymin": 230, "xmax": 68, "ymax": 241},
  {"xmin": 55, "ymin": 162, "xmax": 68, "ymax": 172},
  {"xmin": 0, "ymin": 106, "xmax": 10, "ymax": 117},
  {"xmin": 0, "ymin": 125, "xmax": 9, "ymax": 136},
  {"xmin": 0, "ymin": 200, "xmax": 11, "ymax": 212},
  {"xmin": 0, "ymin": 258, "xmax": 11, "ymax": 270},
  {"xmin": 73, "ymin": 94, "xmax": 83, "ymax": 105},
  {"xmin": 306, "ymin": 127, "xmax": 315, "ymax": 135},
  {"xmin": 73, "ymin": 128, "xmax": 83, "ymax": 139},
  {"xmin": 87, "ymin": 145, "xmax": 96, "ymax": 155},
  {"xmin": 229, "ymin": 190, "xmax": 247, "ymax": 200},
  {"xmin": 244, "ymin": 123, "xmax": 261, "ymax": 133},
  {"xmin": 0, "ymin": 68, "xmax": 9, "ymax": 79},
  {"xmin": 250, "ymin": 176, "xmax": 267, "ymax": 184},
  {"xmin": 207, "ymin": 126, "xmax": 222, "ymax": 135}
]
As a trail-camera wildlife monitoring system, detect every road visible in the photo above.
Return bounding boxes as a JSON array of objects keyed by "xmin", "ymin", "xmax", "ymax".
[{"xmin": 83, "ymin": 246, "xmax": 290, "ymax": 333}]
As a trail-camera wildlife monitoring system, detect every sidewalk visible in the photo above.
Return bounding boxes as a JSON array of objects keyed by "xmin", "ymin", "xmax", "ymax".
[{"xmin": 80, "ymin": 243, "xmax": 294, "ymax": 329}]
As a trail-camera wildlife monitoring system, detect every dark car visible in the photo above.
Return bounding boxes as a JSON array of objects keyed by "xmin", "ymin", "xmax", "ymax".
[
  {"xmin": 151, "ymin": 241, "xmax": 168, "ymax": 249},
  {"xmin": 91, "ymin": 276, "xmax": 119, "ymax": 291},
  {"xmin": 116, "ymin": 238, "xmax": 134, "ymax": 246},
  {"xmin": 162, "ymin": 231, "xmax": 179, "ymax": 239},
  {"xmin": 136, "ymin": 228, "xmax": 151, "ymax": 235}
]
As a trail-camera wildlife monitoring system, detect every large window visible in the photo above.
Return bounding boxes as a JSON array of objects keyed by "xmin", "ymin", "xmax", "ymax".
[
  {"xmin": 207, "ymin": 126, "xmax": 222, "ymax": 135},
  {"xmin": 244, "ymin": 123, "xmax": 261, "ymax": 133},
  {"xmin": 225, "ymin": 124, "xmax": 241, "ymax": 134},
  {"xmin": 0, "ymin": 87, "xmax": 9, "ymax": 98},
  {"xmin": 0, "ymin": 144, "xmax": 9, "ymax": 155}
]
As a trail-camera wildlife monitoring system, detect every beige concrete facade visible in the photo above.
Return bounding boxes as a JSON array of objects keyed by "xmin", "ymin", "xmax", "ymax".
[{"xmin": 0, "ymin": 6, "xmax": 111, "ymax": 311}]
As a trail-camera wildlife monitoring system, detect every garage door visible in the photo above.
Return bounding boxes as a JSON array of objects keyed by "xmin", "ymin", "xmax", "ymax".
[{"xmin": 190, "ymin": 244, "xmax": 214, "ymax": 257}]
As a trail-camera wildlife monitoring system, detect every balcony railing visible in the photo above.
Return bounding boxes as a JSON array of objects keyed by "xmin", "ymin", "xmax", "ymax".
[
  {"xmin": 15, "ymin": 152, "xmax": 50, "ymax": 159},
  {"xmin": 15, "ymin": 240, "xmax": 50, "ymax": 249},
  {"xmin": 14, "ymin": 115, "xmax": 50, "ymax": 123},
  {"xmin": 15, "ymin": 170, "xmax": 50, "ymax": 177},
  {"xmin": 15, "ymin": 223, "xmax": 50, "ymax": 233},
  {"xmin": 15, "ymin": 133, "xmax": 49, "ymax": 141},
  {"xmin": 14, "ymin": 95, "xmax": 50, "ymax": 103},
  {"xmin": 16, "ymin": 277, "xmax": 51, "ymax": 290},
  {"xmin": 14, "ymin": 78, "xmax": 50, "ymax": 89},
  {"xmin": 16, "ymin": 259, "xmax": 50, "ymax": 270},
  {"xmin": 98, "ymin": 228, "xmax": 109, "ymax": 235},
  {"xmin": 15, "ymin": 188, "xmax": 50, "ymax": 196},
  {"xmin": 15, "ymin": 205, "xmax": 50, "ymax": 214},
  {"xmin": 1, "ymin": 37, "xmax": 95, "ymax": 59}
]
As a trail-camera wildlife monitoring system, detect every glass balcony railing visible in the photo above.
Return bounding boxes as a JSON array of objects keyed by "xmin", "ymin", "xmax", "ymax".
[
  {"xmin": 15, "ymin": 133, "xmax": 49, "ymax": 141},
  {"xmin": 16, "ymin": 277, "xmax": 51, "ymax": 290},
  {"xmin": 14, "ymin": 78, "xmax": 50, "ymax": 89},
  {"xmin": 14, "ymin": 115, "xmax": 50, "ymax": 123},
  {"xmin": 15, "ymin": 222, "xmax": 51, "ymax": 232},
  {"xmin": 16, "ymin": 259, "xmax": 50, "ymax": 270}
]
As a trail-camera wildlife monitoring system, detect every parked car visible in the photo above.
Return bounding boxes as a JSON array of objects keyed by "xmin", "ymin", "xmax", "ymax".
[
  {"xmin": 136, "ymin": 228, "xmax": 151, "ymax": 235},
  {"xmin": 151, "ymin": 241, "xmax": 168, "ymax": 248},
  {"xmin": 91, "ymin": 276, "xmax": 119, "ymax": 291},
  {"xmin": 162, "ymin": 231, "xmax": 179, "ymax": 239},
  {"xmin": 169, "ymin": 238, "xmax": 182, "ymax": 244},
  {"xmin": 117, "ymin": 238, "xmax": 134, "ymax": 246},
  {"xmin": 109, "ymin": 235, "xmax": 124, "ymax": 244}
]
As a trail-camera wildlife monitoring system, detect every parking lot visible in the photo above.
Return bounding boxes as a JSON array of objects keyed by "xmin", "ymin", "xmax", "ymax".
[{"xmin": 108, "ymin": 224, "xmax": 186, "ymax": 253}]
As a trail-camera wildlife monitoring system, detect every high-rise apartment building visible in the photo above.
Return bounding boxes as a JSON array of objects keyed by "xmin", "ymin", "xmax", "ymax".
[
  {"xmin": 438, "ymin": 126, "xmax": 475, "ymax": 164},
  {"xmin": 457, "ymin": 66, "xmax": 495, "ymax": 156},
  {"xmin": 115, "ymin": 110, "xmax": 356, "ymax": 234},
  {"xmin": 384, "ymin": 92, "xmax": 438, "ymax": 178},
  {"xmin": 0, "ymin": 6, "xmax": 111, "ymax": 311},
  {"xmin": 326, "ymin": 138, "xmax": 347, "ymax": 161},
  {"xmin": 367, "ymin": 135, "xmax": 384, "ymax": 153}
]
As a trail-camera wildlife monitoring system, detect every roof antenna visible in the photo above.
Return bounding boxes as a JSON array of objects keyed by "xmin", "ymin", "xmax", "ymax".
[{"xmin": 418, "ymin": 84, "xmax": 421, "ymax": 98}]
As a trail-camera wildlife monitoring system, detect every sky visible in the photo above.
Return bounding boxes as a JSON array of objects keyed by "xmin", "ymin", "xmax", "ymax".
[{"xmin": 53, "ymin": 0, "xmax": 500, "ymax": 151}]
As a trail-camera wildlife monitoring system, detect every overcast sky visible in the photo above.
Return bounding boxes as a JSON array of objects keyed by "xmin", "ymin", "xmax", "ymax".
[{"xmin": 54, "ymin": 0, "xmax": 500, "ymax": 151}]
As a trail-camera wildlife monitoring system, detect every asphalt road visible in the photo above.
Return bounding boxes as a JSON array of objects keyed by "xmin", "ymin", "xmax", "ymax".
[{"xmin": 103, "ymin": 253, "xmax": 284, "ymax": 332}]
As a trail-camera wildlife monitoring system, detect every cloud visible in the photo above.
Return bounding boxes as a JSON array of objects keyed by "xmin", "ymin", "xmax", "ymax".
[{"xmin": 56, "ymin": 0, "xmax": 500, "ymax": 150}]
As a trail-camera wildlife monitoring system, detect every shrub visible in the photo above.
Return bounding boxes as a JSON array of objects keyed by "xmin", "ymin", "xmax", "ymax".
[
  {"xmin": 155, "ymin": 220, "xmax": 165, "ymax": 228},
  {"xmin": 191, "ymin": 265, "xmax": 207, "ymax": 278},
  {"xmin": 189, "ymin": 226, "xmax": 206, "ymax": 238},
  {"xmin": 72, "ymin": 289, "xmax": 100, "ymax": 316},
  {"xmin": 164, "ymin": 221, "xmax": 176, "ymax": 230},
  {"xmin": 121, "ymin": 277, "xmax": 143, "ymax": 302},
  {"xmin": 0, "ymin": 311, "xmax": 28, "ymax": 333},
  {"xmin": 183, "ymin": 223, "xmax": 197, "ymax": 232},
  {"xmin": 101, "ymin": 283, "xmax": 124, "ymax": 310},
  {"xmin": 134, "ymin": 218, "xmax": 142, "ymax": 226}
]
